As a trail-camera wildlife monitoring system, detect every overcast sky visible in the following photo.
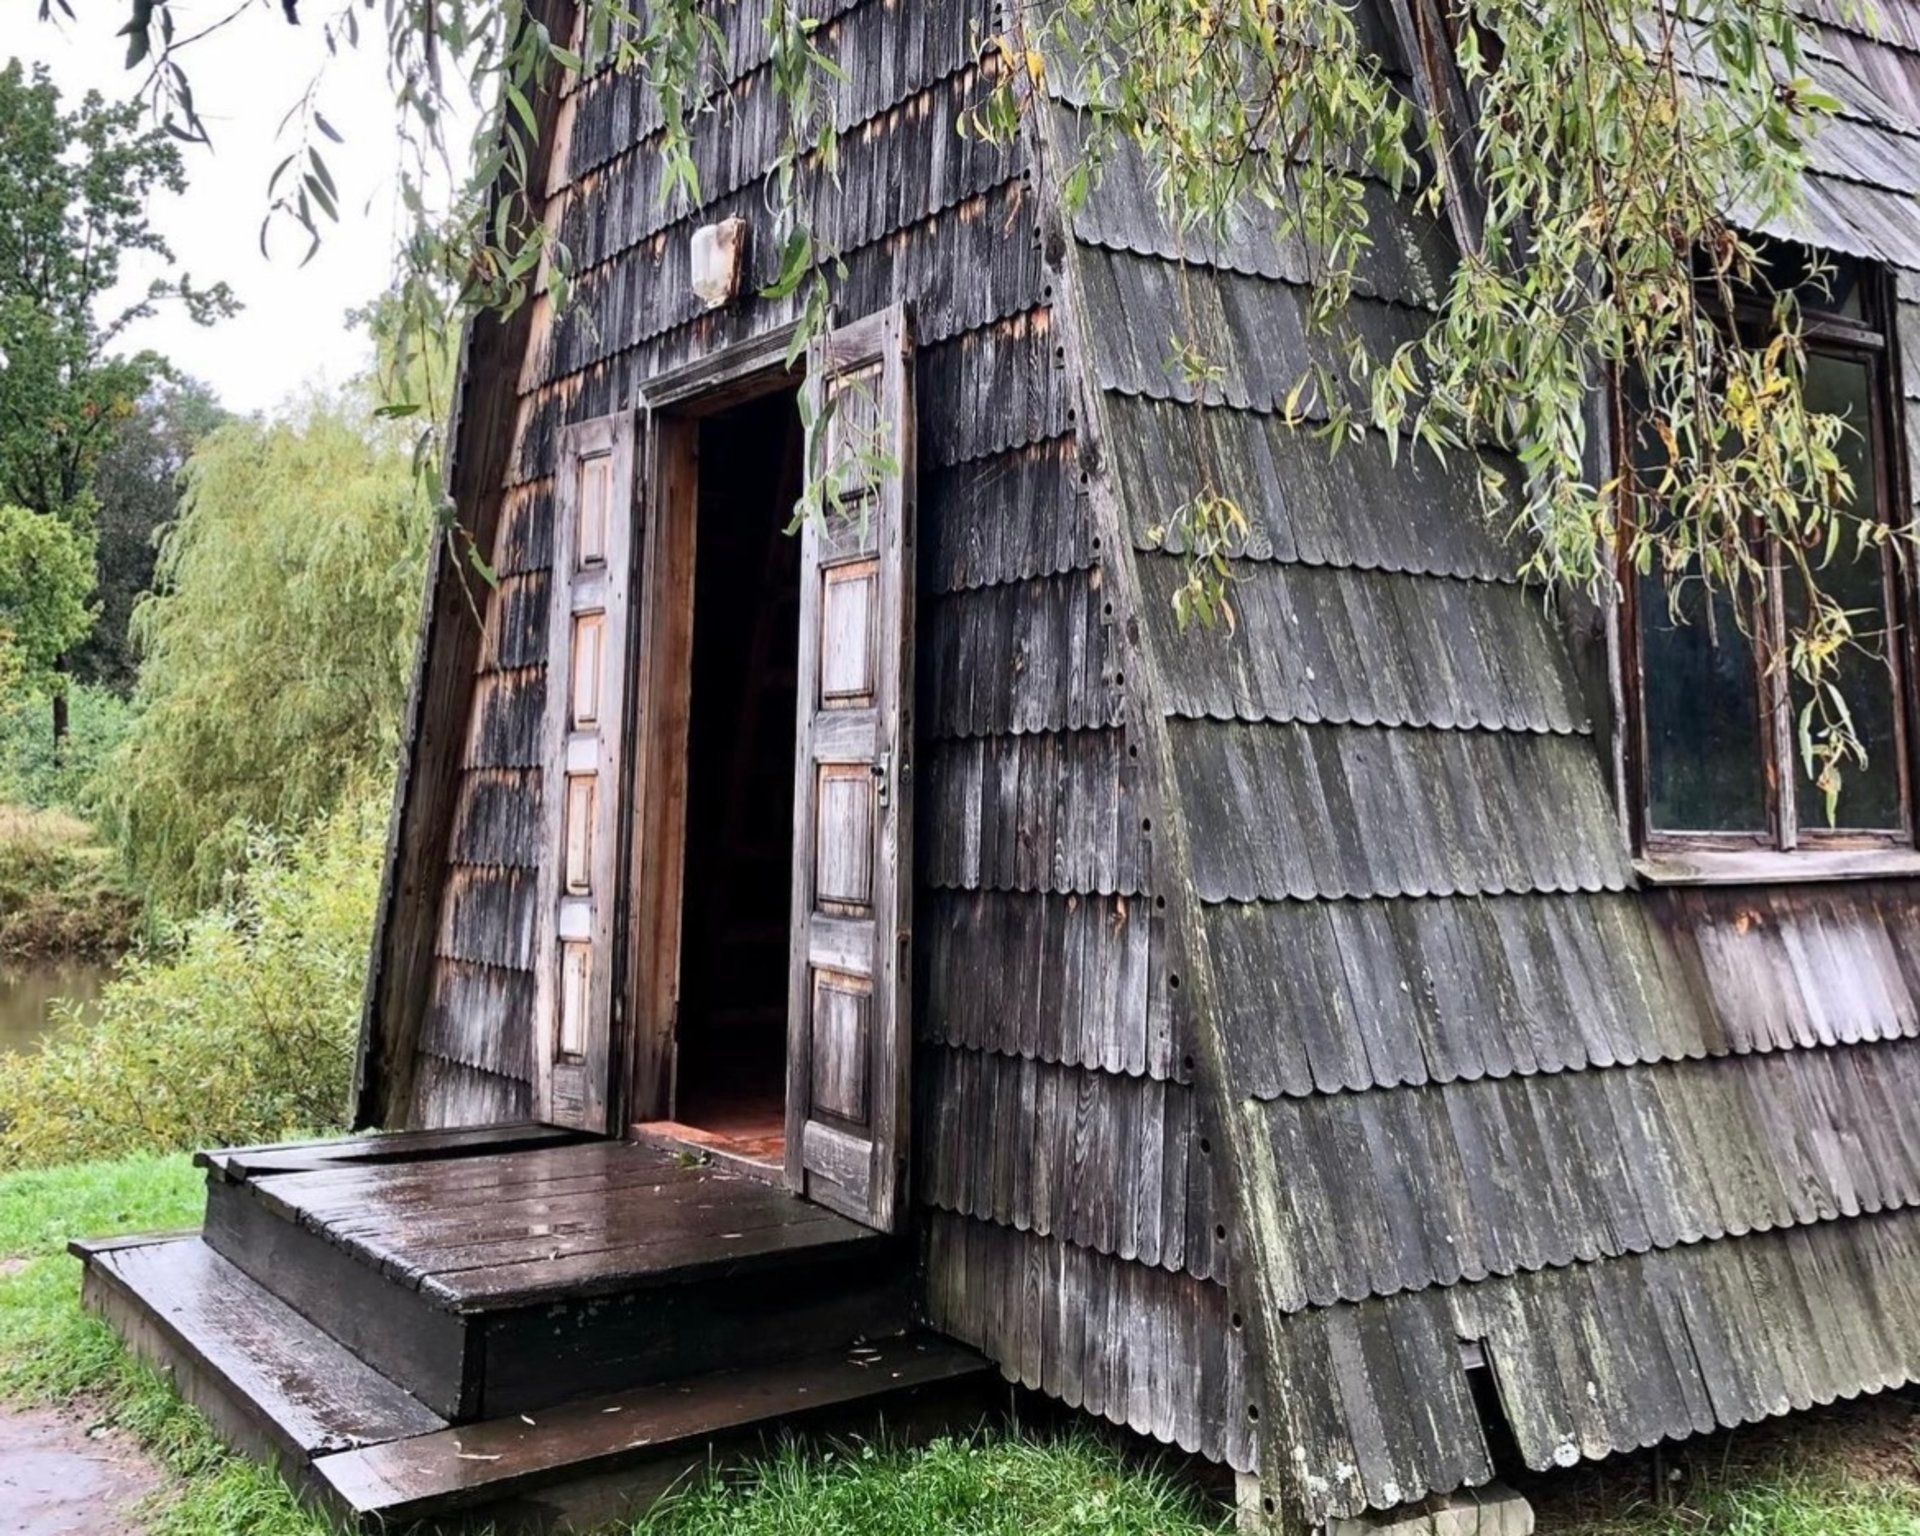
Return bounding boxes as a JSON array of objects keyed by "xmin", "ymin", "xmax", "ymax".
[{"xmin": 18, "ymin": 0, "xmax": 469, "ymax": 415}]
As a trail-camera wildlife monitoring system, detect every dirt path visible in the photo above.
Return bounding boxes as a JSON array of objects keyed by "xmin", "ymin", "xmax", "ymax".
[{"xmin": 0, "ymin": 1401, "xmax": 166, "ymax": 1536}]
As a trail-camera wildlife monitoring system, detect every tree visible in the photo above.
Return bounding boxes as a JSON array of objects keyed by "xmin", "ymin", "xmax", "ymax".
[
  {"xmin": 0, "ymin": 504, "xmax": 95, "ymax": 701},
  {"xmin": 0, "ymin": 59, "xmax": 236, "ymax": 747},
  {"xmin": 73, "ymin": 375, "xmax": 228, "ymax": 691},
  {"xmin": 108, "ymin": 382, "xmax": 433, "ymax": 908},
  {"xmin": 0, "ymin": 60, "xmax": 233, "ymax": 518}
]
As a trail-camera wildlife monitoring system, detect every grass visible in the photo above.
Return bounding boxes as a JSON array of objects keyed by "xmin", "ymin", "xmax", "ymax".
[
  {"xmin": 0, "ymin": 803, "xmax": 142, "ymax": 957},
  {"xmin": 1528, "ymin": 1396, "xmax": 1920, "ymax": 1536},
  {"xmin": 3, "ymin": 1151, "xmax": 1917, "ymax": 1536}
]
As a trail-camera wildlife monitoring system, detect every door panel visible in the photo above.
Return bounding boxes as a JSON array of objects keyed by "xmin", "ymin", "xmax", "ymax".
[
  {"xmin": 534, "ymin": 410, "xmax": 637, "ymax": 1132},
  {"xmin": 785, "ymin": 304, "xmax": 916, "ymax": 1230}
]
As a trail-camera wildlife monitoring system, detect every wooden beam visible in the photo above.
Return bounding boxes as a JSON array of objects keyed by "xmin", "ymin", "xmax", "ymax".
[
  {"xmin": 1382, "ymin": 0, "xmax": 1486, "ymax": 260},
  {"xmin": 354, "ymin": 0, "xmax": 582, "ymax": 1129}
]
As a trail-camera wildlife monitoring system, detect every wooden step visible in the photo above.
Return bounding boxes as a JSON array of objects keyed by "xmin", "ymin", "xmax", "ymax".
[
  {"xmin": 312, "ymin": 1332, "xmax": 992, "ymax": 1529},
  {"xmin": 73, "ymin": 1234, "xmax": 446, "ymax": 1471},
  {"xmin": 202, "ymin": 1137, "xmax": 914, "ymax": 1422},
  {"xmin": 75, "ymin": 1229, "xmax": 996, "ymax": 1532}
]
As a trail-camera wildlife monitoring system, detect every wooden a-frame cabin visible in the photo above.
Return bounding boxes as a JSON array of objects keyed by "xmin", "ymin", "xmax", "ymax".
[{"xmin": 76, "ymin": 0, "xmax": 1920, "ymax": 1530}]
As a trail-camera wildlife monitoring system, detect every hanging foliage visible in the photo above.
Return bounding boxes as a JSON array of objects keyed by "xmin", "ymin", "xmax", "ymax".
[{"xmin": 94, "ymin": 0, "xmax": 1904, "ymax": 807}]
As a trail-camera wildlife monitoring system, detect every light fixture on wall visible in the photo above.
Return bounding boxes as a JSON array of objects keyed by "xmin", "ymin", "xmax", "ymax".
[{"xmin": 690, "ymin": 217, "xmax": 748, "ymax": 310}]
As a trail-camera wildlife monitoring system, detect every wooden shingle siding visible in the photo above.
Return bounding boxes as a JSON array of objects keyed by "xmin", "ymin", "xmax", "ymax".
[
  {"xmin": 919, "ymin": 890, "xmax": 1175, "ymax": 1078},
  {"xmin": 1046, "ymin": 0, "xmax": 1920, "ymax": 1519},
  {"xmin": 476, "ymin": 572, "xmax": 550, "ymax": 672},
  {"xmin": 447, "ymin": 769, "xmax": 544, "ymax": 869},
  {"xmin": 1255, "ymin": 1039, "xmax": 1920, "ymax": 1311},
  {"xmin": 919, "ymin": 729, "xmax": 1153, "ymax": 895},
  {"xmin": 1264, "ymin": 1210, "xmax": 1920, "ymax": 1519},
  {"xmin": 419, "ymin": 961, "xmax": 537, "ymax": 1081},
  {"xmin": 922, "ymin": 1212, "xmax": 1257, "ymax": 1471},
  {"xmin": 1076, "ymin": 248, "xmax": 1429, "ymax": 415},
  {"xmin": 1060, "ymin": 122, "xmax": 1449, "ymax": 300},
  {"xmin": 1141, "ymin": 559, "xmax": 1590, "ymax": 735},
  {"xmin": 435, "ymin": 865, "xmax": 539, "ymax": 973},
  {"xmin": 407, "ymin": 1053, "xmax": 532, "ymax": 1128},
  {"xmin": 463, "ymin": 667, "xmax": 546, "ymax": 770},
  {"xmin": 1172, "ymin": 720, "xmax": 1629, "ymax": 902},
  {"xmin": 1206, "ymin": 884, "xmax": 1920, "ymax": 1101},
  {"xmin": 922, "ymin": 436, "xmax": 1094, "ymax": 593},
  {"xmin": 1106, "ymin": 395, "xmax": 1518, "ymax": 583},
  {"xmin": 565, "ymin": 0, "xmax": 947, "ymax": 187},
  {"xmin": 491, "ymin": 482, "xmax": 556, "ymax": 578},
  {"xmin": 922, "ymin": 571, "xmax": 1121, "ymax": 738},
  {"xmin": 917, "ymin": 310, "xmax": 1074, "ymax": 466},
  {"xmin": 917, "ymin": 1047, "xmax": 1222, "ymax": 1279}
]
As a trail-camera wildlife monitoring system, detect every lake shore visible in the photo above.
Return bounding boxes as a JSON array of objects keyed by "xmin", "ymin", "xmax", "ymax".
[{"xmin": 0, "ymin": 807, "xmax": 140, "ymax": 962}]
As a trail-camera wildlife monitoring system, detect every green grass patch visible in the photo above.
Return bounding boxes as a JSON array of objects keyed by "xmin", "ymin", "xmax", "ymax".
[
  {"xmin": 635, "ymin": 1435, "xmax": 1225, "ymax": 1536},
  {"xmin": 1531, "ymin": 1396, "xmax": 1920, "ymax": 1536}
]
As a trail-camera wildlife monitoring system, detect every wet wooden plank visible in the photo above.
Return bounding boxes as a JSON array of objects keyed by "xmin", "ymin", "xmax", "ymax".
[
  {"xmin": 233, "ymin": 1139, "xmax": 884, "ymax": 1313},
  {"xmin": 313, "ymin": 1333, "xmax": 990, "ymax": 1523},
  {"xmin": 198, "ymin": 1123, "xmax": 582, "ymax": 1183},
  {"xmin": 78, "ymin": 1236, "xmax": 446, "ymax": 1458},
  {"xmin": 203, "ymin": 1180, "xmax": 475, "ymax": 1420}
]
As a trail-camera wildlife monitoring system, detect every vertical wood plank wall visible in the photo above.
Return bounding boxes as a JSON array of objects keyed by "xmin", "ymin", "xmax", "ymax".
[{"xmin": 388, "ymin": 0, "xmax": 1251, "ymax": 1470}]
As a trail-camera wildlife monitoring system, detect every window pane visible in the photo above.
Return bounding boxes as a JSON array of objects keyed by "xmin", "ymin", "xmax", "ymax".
[
  {"xmin": 1640, "ymin": 572, "xmax": 1769, "ymax": 832},
  {"xmin": 1788, "ymin": 353, "xmax": 1903, "ymax": 831}
]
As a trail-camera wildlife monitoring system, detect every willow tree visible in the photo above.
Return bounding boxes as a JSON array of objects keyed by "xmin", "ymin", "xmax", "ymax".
[
  {"xmin": 110, "ymin": 384, "xmax": 434, "ymax": 908},
  {"xmin": 86, "ymin": 0, "xmax": 1901, "ymax": 804}
]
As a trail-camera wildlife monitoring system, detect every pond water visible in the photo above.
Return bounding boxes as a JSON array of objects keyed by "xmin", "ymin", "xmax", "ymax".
[{"xmin": 0, "ymin": 957, "xmax": 112, "ymax": 1057}]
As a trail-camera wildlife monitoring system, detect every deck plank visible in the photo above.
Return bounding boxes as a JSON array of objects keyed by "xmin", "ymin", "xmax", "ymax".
[
  {"xmin": 199, "ymin": 1122, "xmax": 585, "ymax": 1181},
  {"xmin": 312, "ymin": 1333, "xmax": 990, "ymax": 1522},
  {"xmin": 240, "ymin": 1138, "xmax": 883, "ymax": 1312}
]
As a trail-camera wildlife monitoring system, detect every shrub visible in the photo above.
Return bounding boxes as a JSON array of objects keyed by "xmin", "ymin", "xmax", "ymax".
[
  {"xmin": 0, "ymin": 804, "xmax": 140, "ymax": 957},
  {"xmin": 0, "ymin": 790, "xmax": 386, "ymax": 1168},
  {"xmin": 0, "ymin": 681, "xmax": 135, "ymax": 816}
]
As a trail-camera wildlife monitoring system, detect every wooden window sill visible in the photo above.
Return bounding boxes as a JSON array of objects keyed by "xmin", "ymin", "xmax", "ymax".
[{"xmin": 1634, "ymin": 846, "xmax": 1920, "ymax": 886}]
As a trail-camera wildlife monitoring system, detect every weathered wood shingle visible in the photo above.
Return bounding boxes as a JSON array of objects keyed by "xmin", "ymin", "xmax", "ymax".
[{"xmin": 1049, "ymin": 0, "xmax": 1920, "ymax": 1522}]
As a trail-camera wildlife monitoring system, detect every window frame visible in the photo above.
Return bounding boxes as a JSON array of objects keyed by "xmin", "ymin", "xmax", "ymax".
[{"xmin": 1618, "ymin": 262, "xmax": 1920, "ymax": 884}]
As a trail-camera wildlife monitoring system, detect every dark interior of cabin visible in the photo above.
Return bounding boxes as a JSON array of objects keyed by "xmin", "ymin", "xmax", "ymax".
[{"xmin": 668, "ymin": 388, "xmax": 805, "ymax": 1162}]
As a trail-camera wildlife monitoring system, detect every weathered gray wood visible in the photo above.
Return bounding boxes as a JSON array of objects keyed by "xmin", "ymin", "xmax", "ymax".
[
  {"xmin": 533, "ymin": 410, "xmax": 637, "ymax": 1130},
  {"xmin": 354, "ymin": 0, "xmax": 579, "ymax": 1131},
  {"xmin": 785, "ymin": 303, "xmax": 917, "ymax": 1231}
]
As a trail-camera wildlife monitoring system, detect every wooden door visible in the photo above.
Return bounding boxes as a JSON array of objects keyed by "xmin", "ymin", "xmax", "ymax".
[
  {"xmin": 533, "ymin": 411, "xmax": 637, "ymax": 1132},
  {"xmin": 785, "ymin": 305, "xmax": 916, "ymax": 1230}
]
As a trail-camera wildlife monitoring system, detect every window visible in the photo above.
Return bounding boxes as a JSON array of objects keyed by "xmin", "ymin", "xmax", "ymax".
[{"xmin": 1622, "ymin": 254, "xmax": 1917, "ymax": 876}]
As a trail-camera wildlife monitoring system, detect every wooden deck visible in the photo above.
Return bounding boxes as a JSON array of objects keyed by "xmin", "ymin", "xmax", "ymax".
[
  {"xmin": 229, "ymin": 1136, "xmax": 875, "ymax": 1309},
  {"xmin": 76, "ymin": 1125, "xmax": 994, "ymax": 1531}
]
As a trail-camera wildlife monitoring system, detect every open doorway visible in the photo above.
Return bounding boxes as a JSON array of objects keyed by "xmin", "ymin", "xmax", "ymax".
[{"xmin": 640, "ymin": 387, "xmax": 804, "ymax": 1166}]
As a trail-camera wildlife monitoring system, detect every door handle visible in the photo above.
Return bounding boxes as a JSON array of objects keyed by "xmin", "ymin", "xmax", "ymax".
[{"xmin": 872, "ymin": 750, "xmax": 891, "ymax": 809}]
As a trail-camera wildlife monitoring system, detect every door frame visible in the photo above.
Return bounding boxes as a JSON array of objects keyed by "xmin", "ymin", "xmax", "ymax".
[{"xmin": 624, "ymin": 322, "xmax": 808, "ymax": 1129}]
